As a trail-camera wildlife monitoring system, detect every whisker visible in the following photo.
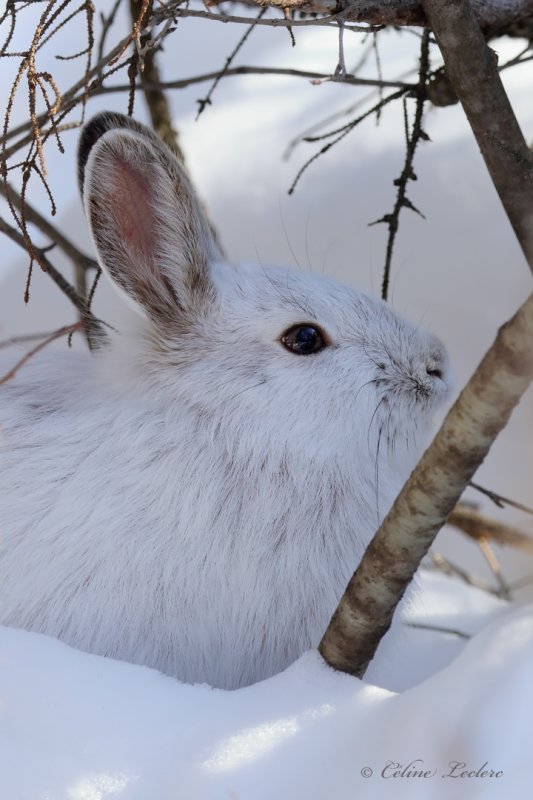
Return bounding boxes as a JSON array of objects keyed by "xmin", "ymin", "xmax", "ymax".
[
  {"xmin": 226, "ymin": 378, "xmax": 269, "ymax": 403},
  {"xmin": 375, "ymin": 421, "xmax": 384, "ymax": 526}
]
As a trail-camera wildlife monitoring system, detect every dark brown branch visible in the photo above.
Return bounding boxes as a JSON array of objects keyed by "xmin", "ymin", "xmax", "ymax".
[
  {"xmin": 0, "ymin": 213, "xmax": 104, "ymax": 338},
  {"xmin": 288, "ymin": 87, "xmax": 409, "ymax": 194},
  {"xmin": 420, "ymin": 0, "xmax": 533, "ymax": 274},
  {"xmin": 128, "ymin": 0, "xmax": 184, "ymax": 159},
  {"xmin": 154, "ymin": 5, "xmax": 382, "ymax": 32},
  {"xmin": 0, "ymin": 181, "xmax": 97, "ymax": 272},
  {"xmin": 319, "ymin": 291, "xmax": 533, "ymax": 678},
  {"xmin": 370, "ymin": 30, "xmax": 430, "ymax": 301},
  {"xmin": 96, "ymin": 66, "xmax": 415, "ymax": 95},
  {"xmin": 158, "ymin": 0, "xmax": 533, "ymax": 38}
]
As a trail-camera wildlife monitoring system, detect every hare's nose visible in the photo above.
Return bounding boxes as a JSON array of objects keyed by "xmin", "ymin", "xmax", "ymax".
[
  {"xmin": 426, "ymin": 366, "xmax": 443, "ymax": 380},
  {"xmin": 423, "ymin": 340, "xmax": 450, "ymax": 390}
]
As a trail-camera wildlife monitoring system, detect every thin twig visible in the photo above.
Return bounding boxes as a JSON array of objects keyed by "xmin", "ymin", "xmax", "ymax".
[
  {"xmin": 406, "ymin": 621, "xmax": 471, "ymax": 639},
  {"xmin": 95, "ymin": 66, "xmax": 415, "ymax": 96},
  {"xmin": 469, "ymin": 481, "xmax": 533, "ymax": 515},
  {"xmin": 369, "ymin": 29, "xmax": 430, "ymax": 301},
  {"xmin": 288, "ymin": 87, "xmax": 408, "ymax": 195},
  {"xmin": 477, "ymin": 536, "xmax": 512, "ymax": 600},
  {"xmin": 428, "ymin": 552, "xmax": 501, "ymax": 596},
  {"xmin": 196, "ymin": 8, "xmax": 267, "ymax": 119},
  {"xmin": 153, "ymin": 5, "xmax": 383, "ymax": 33},
  {"xmin": 1, "ymin": 181, "xmax": 98, "ymax": 272},
  {"xmin": 128, "ymin": 0, "xmax": 184, "ymax": 159},
  {"xmin": 0, "ymin": 322, "xmax": 83, "ymax": 385},
  {"xmin": 0, "ymin": 213, "xmax": 103, "ymax": 336}
]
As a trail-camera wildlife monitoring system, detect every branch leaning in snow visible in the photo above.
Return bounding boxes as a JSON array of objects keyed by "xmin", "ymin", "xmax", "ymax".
[{"xmin": 319, "ymin": 291, "xmax": 533, "ymax": 678}]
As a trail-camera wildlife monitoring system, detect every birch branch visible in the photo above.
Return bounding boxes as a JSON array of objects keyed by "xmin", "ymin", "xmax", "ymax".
[{"xmin": 319, "ymin": 291, "xmax": 533, "ymax": 677}]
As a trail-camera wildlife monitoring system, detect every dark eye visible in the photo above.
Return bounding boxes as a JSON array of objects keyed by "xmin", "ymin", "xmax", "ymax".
[{"xmin": 280, "ymin": 324, "xmax": 327, "ymax": 355}]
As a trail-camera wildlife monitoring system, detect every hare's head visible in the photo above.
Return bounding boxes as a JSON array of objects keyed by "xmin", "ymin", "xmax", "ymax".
[{"xmin": 79, "ymin": 113, "xmax": 450, "ymax": 478}]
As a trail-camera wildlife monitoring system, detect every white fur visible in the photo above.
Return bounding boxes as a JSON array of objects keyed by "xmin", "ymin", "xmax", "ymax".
[{"xmin": 0, "ymin": 115, "xmax": 450, "ymax": 689}]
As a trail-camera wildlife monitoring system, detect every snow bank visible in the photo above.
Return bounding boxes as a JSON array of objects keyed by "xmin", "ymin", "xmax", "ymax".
[{"xmin": 1, "ymin": 571, "xmax": 530, "ymax": 799}]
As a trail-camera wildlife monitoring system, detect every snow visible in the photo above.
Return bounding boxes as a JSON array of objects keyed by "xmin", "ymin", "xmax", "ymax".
[{"xmin": 2, "ymin": 570, "xmax": 531, "ymax": 799}]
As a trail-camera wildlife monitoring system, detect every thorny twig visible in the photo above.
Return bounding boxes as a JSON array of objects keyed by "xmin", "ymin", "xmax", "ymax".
[
  {"xmin": 196, "ymin": 8, "xmax": 267, "ymax": 119},
  {"xmin": 369, "ymin": 29, "xmax": 431, "ymax": 301}
]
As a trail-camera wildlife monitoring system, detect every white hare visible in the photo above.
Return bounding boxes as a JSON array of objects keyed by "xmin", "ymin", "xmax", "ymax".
[{"xmin": 0, "ymin": 113, "xmax": 450, "ymax": 689}]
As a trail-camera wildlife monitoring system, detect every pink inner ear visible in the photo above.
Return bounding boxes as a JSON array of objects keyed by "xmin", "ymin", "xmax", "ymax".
[{"xmin": 109, "ymin": 158, "xmax": 156, "ymax": 263}]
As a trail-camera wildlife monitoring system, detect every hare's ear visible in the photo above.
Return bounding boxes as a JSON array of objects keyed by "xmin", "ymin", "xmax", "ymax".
[{"xmin": 78, "ymin": 112, "xmax": 218, "ymax": 324}]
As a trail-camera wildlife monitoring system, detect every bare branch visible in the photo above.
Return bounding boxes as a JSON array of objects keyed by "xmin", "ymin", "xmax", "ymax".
[
  {"xmin": 0, "ymin": 181, "xmax": 97, "ymax": 272},
  {"xmin": 159, "ymin": 0, "xmax": 533, "ymax": 38},
  {"xmin": 128, "ymin": 0, "xmax": 184, "ymax": 159},
  {"xmin": 96, "ymin": 66, "xmax": 415, "ymax": 95},
  {"xmin": 153, "ymin": 5, "xmax": 383, "ymax": 32},
  {"xmin": 448, "ymin": 505, "xmax": 533, "ymax": 553},
  {"xmin": 369, "ymin": 30, "xmax": 430, "ymax": 300},
  {"xmin": 0, "ymin": 213, "xmax": 104, "ymax": 339},
  {"xmin": 0, "ymin": 322, "xmax": 83, "ymax": 386},
  {"xmin": 420, "ymin": 0, "xmax": 533, "ymax": 274},
  {"xmin": 469, "ymin": 481, "xmax": 533, "ymax": 515},
  {"xmin": 429, "ymin": 552, "xmax": 500, "ymax": 595},
  {"xmin": 319, "ymin": 291, "xmax": 533, "ymax": 678},
  {"xmin": 196, "ymin": 8, "xmax": 267, "ymax": 120}
]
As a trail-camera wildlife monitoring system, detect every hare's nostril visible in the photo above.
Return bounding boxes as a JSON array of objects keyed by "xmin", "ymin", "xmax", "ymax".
[{"xmin": 426, "ymin": 367, "xmax": 443, "ymax": 380}]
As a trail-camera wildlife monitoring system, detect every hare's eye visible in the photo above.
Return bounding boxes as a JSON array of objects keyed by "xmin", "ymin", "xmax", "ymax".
[{"xmin": 280, "ymin": 324, "xmax": 327, "ymax": 355}]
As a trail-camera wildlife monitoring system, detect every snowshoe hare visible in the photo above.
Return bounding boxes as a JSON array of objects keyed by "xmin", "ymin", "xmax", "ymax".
[{"xmin": 0, "ymin": 112, "xmax": 450, "ymax": 689}]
